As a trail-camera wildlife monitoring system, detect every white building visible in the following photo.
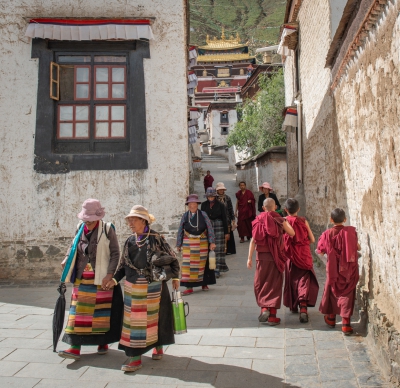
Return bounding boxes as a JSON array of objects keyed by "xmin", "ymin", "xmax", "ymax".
[{"xmin": 0, "ymin": 0, "xmax": 189, "ymax": 279}]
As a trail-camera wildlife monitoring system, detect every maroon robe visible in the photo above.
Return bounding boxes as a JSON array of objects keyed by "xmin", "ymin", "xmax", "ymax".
[
  {"xmin": 203, "ymin": 175, "xmax": 214, "ymax": 191},
  {"xmin": 318, "ymin": 225, "xmax": 359, "ymax": 318},
  {"xmin": 235, "ymin": 189, "xmax": 256, "ymax": 238},
  {"xmin": 283, "ymin": 216, "xmax": 319, "ymax": 310},
  {"xmin": 252, "ymin": 212, "xmax": 287, "ymax": 309}
]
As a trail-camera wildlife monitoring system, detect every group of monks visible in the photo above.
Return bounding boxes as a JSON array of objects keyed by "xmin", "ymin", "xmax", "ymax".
[{"xmin": 246, "ymin": 194, "xmax": 360, "ymax": 335}]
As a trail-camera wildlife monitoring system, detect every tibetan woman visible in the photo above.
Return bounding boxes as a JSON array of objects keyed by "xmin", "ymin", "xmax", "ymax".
[
  {"xmin": 176, "ymin": 194, "xmax": 216, "ymax": 295},
  {"xmin": 105, "ymin": 205, "xmax": 180, "ymax": 373},
  {"xmin": 59, "ymin": 199, "xmax": 123, "ymax": 360}
]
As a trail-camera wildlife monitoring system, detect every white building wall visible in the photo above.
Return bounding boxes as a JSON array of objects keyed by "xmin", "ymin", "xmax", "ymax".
[{"xmin": 0, "ymin": 0, "xmax": 188, "ymax": 279}]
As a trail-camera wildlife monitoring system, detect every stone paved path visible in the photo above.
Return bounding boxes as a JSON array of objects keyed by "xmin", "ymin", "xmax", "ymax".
[{"xmin": 0, "ymin": 160, "xmax": 388, "ymax": 387}]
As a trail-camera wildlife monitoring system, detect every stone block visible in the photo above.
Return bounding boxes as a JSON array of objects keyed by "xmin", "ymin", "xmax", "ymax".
[
  {"xmin": 214, "ymin": 370, "xmax": 285, "ymax": 388},
  {"xmin": 188, "ymin": 356, "xmax": 252, "ymax": 371},
  {"xmin": 319, "ymin": 367, "xmax": 356, "ymax": 382},
  {"xmin": 165, "ymin": 344, "xmax": 226, "ymax": 358},
  {"xmin": 199, "ymin": 335, "xmax": 255, "ymax": 347},
  {"xmin": 285, "ymin": 362, "xmax": 319, "ymax": 376},
  {"xmin": 0, "ymin": 360, "xmax": 27, "ymax": 377},
  {"xmin": 225, "ymin": 347, "xmax": 284, "ymax": 360},
  {"xmin": 0, "ymin": 377, "xmax": 40, "ymax": 388}
]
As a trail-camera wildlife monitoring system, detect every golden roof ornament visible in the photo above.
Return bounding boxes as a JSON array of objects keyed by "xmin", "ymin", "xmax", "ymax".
[
  {"xmin": 199, "ymin": 29, "xmax": 247, "ymax": 50},
  {"xmin": 221, "ymin": 27, "xmax": 226, "ymax": 40}
]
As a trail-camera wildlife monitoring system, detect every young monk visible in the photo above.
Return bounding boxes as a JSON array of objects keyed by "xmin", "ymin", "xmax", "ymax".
[
  {"xmin": 316, "ymin": 208, "xmax": 361, "ymax": 335},
  {"xmin": 247, "ymin": 198, "xmax": 295, "ymax": 325},
  {"xmin": 283, "ymin": 198, "xmax": 319, "ymax": 323},
  {"xmin": 235, "ymin": 181, "xmax": 256, "ymax": 243}
]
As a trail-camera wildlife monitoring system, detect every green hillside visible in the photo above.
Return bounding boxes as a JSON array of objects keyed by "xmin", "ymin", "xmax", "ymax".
[{"xmin": 190, "ymin": 0, "xmax": 286, "ymax": 59}]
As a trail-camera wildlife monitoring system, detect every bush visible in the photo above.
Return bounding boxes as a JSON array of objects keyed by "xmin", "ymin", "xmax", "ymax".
[{"xmin": 227, "ymin": 68, "xmax": 285, "ymax": 157}]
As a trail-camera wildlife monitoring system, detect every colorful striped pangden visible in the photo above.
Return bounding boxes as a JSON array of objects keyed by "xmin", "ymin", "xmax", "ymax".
[
  {"xmin": 65, "ymin": 264, "xmax": 113, "ymax": 335},
  {"xmin": 120, "ymin": 278, "xmax": 162, "ymax": 349},
  {"xmin": 181, "ymin": 232, "xmax": 208, "ymax": 283}
]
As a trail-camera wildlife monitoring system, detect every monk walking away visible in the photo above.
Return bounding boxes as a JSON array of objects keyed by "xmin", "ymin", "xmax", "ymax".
[
  {"xmin": 316, "ymin": 208, "xmax": 361, "ymax": 335},
  {"xmin": 283, "ymin": 198, "xmax": 319, "ymax": 323},
  {"xmin": 247, "ymin": 198, "xmax": 295, "ymax": 326},
  {"xmin": 235, "ymin": 181, "xmax": 256, "ymax": 243}
]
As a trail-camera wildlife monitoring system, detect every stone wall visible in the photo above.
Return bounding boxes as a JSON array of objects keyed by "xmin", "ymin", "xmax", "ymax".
[
  {"xmin": 235, "ymin": 147, "xmax": 287, "ymax": 205},
  {"xmin": 0, "ymin": 0, "xmax": 189, "ymax": 279},
  {"xmin": 284, "ymin": 0, "xmax": 400, "ymax": 383}
]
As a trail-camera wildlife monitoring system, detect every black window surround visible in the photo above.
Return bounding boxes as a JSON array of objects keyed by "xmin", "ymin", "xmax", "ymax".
[{"xmin": 31, "ymin": 39, "xmax": 150, "ymax": 173}]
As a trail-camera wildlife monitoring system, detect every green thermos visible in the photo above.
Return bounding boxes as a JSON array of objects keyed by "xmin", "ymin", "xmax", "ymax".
[{"xmin": 171, "ymin": 290, "xmax": 189, "ymax": 334}]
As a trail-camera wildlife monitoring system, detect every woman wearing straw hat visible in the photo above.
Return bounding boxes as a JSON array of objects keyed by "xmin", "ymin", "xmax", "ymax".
[
  {"xmin": 105, "ymin": 205, "xmax": 180, "ymax": 373},
  {"xmin": 201, "ymin": 187, "xmax": 230, "ymax": 278},
  {"xmin": 59, "ymin": 199, "xmax": 123, "ymax": 361},
  {"xmin": 216, "ymin": 182, "xmax": 237, "ymax": 255},
  {"xmin": 176, "ymin": 194, "xmax": 217, "ymax": 296},
  {"xmin": 258, "ymin": 182, "xmax": 281, "ymax": 213}
]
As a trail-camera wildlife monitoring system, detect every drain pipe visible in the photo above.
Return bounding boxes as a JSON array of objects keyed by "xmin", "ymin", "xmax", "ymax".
[{"xmin": 294, "ymin": 94, "xmax": 306, "ymax": 216}]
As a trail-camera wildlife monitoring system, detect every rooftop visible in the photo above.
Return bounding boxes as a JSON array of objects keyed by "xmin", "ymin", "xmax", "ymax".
[{"xmin": 198, "ymin": 28, "xmax": 247, "ymax": 50}]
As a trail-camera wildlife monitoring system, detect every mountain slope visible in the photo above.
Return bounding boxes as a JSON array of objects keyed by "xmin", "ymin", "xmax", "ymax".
[{"xmin": 190, "ymin": 0, "xmax": 286, "ymax": 57}]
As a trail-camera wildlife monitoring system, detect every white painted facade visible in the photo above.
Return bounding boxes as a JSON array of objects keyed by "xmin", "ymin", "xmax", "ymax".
[
  {"xmin": 0, "ymin": 0, "xmax": 189, "ymax": 279},
  {"xmin": 208, "ymin": 109, "xmax": 237, "ymax": 147}
]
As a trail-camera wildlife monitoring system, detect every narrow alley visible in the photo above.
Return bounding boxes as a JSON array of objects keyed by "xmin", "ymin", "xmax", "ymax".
[{"xmin": 0, "ymin": 159, "xmax": 388, "ymax": 388}]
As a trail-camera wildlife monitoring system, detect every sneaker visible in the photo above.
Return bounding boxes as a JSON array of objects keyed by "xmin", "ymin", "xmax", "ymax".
[
  {"xmin": 215, "ymin": 272, "xmax": 220, "ymax": 278},
  {"xmin": 202, "ymin": 285, "xmax": 209, "ymax": 291},
  {"xmin": 121, "ymin": 363, "xmax": 143, "ymax": 373},
  {"xmin": 58, "ymin": 349, "xmax": 81, "ymax": 361},
  {"xmin": 266, "ymin": 316, "xmax": 281, "ymax": 326},
  {"xmin": 342, "ymin": 324, "xmax": 354, "ymax": 335},
  {"xmin": 182, "ymin": 288, "xmax": 193, "ymax": 296},
  {"xmin": 299, "ymin": 312, "xmax": 309, "ymax": 323},
  {"xmin": 97, "ymin": 344, "xmax": 108, "ymax": 355},
  {"xmin": 299, "ymin": 305, "xmax": 308, "ymax": 323},
  {"xmin": 152, "ymin": 347, "xmax": 164, "ymax": 360},
  {"xmin": 258, "ymin": 308, "xmax": 270, "ymax": 322},
  {"xmin": 324, "ymin": 314, "xmax": 336, "ymax": 328}
]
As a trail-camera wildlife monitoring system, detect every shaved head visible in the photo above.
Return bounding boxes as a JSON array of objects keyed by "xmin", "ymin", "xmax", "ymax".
[{"xmin": 263, "ymin": 197, "xmax": 276, "ymax": 211}]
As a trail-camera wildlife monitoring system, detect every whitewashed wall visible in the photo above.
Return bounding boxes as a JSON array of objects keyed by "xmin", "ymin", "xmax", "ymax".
[
  {"xmin": 210, "ymin": 109, "xmax": 237, "ymax": 147},
  {"xmin": 0, "ymin": 0, "xmax": 189, "ymax": 279}
]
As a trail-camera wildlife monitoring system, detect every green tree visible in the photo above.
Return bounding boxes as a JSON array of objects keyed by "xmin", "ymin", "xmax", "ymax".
[{"xmin": 227, "ymin": 69, "xmax": 286, "ymax": 157}]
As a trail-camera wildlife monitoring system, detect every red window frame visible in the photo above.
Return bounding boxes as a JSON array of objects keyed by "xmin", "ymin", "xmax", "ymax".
[
  {"xmin": 74, "ymin": 66, "xmax": 91, "ymax": 101},
  {"xmin": 57, "ymin": 105, "xmax": 90, "ymax": 139},
  {"xmin": 94, "ymin": 65, "xmax": 126, "ymax": 100},
  {"xmin": 94, "ymin": 104, "xmax": 126, "ymax": 139}
]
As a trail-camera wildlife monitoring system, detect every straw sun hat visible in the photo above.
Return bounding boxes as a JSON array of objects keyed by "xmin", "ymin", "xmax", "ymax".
[{"xmin": 125, "ymin": 205, "xmax": 156, "ymax": 224}]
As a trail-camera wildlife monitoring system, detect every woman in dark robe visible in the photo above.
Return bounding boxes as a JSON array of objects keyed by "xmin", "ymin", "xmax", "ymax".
[
  {"xmin": 59, "ymin": 199, "xmax": 123, "ymax": 361},
  {"xmin": 202, "ymin": 187, "xmax": 230, "ymax": 278},
  {"xmin": 215, "ymin": 182, "xmax": 236, "ymax": 255},
  {"xmin": 176, "ymin": 194, "xmax": 216, "ymax": 295},
  {"xmin": 105, "ymin": 205, "xmax": 180, "ymax": 373},
  {"xmin": 257, "ymin": 182, "xmax": 281, "ymax": 212}
]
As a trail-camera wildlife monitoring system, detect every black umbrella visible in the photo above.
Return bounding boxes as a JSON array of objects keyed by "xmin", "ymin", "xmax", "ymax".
[{"xmin": 52, "ymin": 282, "xmax": 67, "ymax": 352}]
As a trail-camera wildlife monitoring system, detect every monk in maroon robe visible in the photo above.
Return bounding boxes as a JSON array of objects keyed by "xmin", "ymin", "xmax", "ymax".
[
  {"xmin": 247, "ymin": 198, "xmax": 294, "ymax": 326},
  {"xmin": 203, "ymin": 171, "xmax": 214, "ymax": 193},
  {"xmin": 235, "ymin": 182, "xmax": 256, "ymax": 243},
  {"xmin": 283, "ymin": 198, "xmax": 319, "ymax": 323},
  {"xmin": 316, "ymin": 208, "xmax": 360, "ymax": 335}
]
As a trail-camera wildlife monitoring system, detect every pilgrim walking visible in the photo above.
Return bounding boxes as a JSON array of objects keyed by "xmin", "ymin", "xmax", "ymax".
[
  {"xmin": 176, "ymin": 194, "xmax": 217, "ymax": 295},
  {"xmin": 59, "ymin": 199, "xmax": 123, "ymax": 360},
  {"xmin": 283, "ymin": 198, "xmax": 319, "ymax": 323},
  {"xmin": 247, "ymin": 198, "xmax": 295, "ymax": 325},
  {"xmin": 257, "ymin": 182, "xmax": 281, "ymax": 212},
  {"xmin": 105, "ymin": 205, "xmax": 180, "ymax": 372},
  {"xmin": 316, "ymin": 208, "xmax": 361, "ymax": 335},
  {"xmin": 202, "ymin": 187, "xmax": 230, "ymax": 277},
  {"xmin": 216, "ymin": 182, "xmax": 237, "ymax": 255},
  {"xmin": 235, "ymin": 181, "xmax": 256, "ymax": 243}
]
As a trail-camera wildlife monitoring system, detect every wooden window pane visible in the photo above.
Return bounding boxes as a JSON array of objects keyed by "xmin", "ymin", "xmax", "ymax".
[
  {"xmin": 96, "ymin": 84, "xmax": 108, "ymax": 98},
  {"xmin": 94, "ymin": 56, "xmax": 126, "ymax": 63},
  {"xmin": 76, "ymin": 123, "xmax": 89, "ymax": 137},
  {"xmin": 60, "ymin": 106, "xmax": 73, "ymax": 121},
  {"xmin": 76, "ymin": 106, "xmax": 89, "ymax": 120},
  {"xmin": 112, "ymin": 67, "xmax": 125, "ymax": 82},
  {"xmin": 96, "ymin": 122, "xmax": 109, "ymax": 137},
  {"xmin": 76, "ymin": 67, "xmax": 89, "ymax": 82},
  {"xmin": 96, "ymin": 106, "xmax": 109, "ymax": 120},
  {"xmin": 111, "ymin": 122, "xmax": 124, "ymax": 137},
  {"xmin": 60, "ymin": 123, "xmax": 73, "ymax": 137},
  {"xmin": 96, "ymin": 67, "xmax": 108, "ymax": 82},
  {"xmin": 111, "ymin": 106, "xmax": 124, "ymax": 120},
  {"xmin": 76, "ymin": 84, "xmax": 89, "ymax": 99},
  {"xmin": 112, "ymin": 84, "xmax": 124, "ymax": 98},
  {"xmin": 58, "ymin": 55, "xmax": 91, "ymax": 63}
]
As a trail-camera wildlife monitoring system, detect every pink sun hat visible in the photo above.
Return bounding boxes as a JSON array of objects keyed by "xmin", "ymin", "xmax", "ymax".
[
  {"xmin": 77, "ymin": 198, "xmax": 105, "ymax": 222},
  {"xmin": 259, "ymin": 182, "xmax": 273, "ymax": 191}
]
